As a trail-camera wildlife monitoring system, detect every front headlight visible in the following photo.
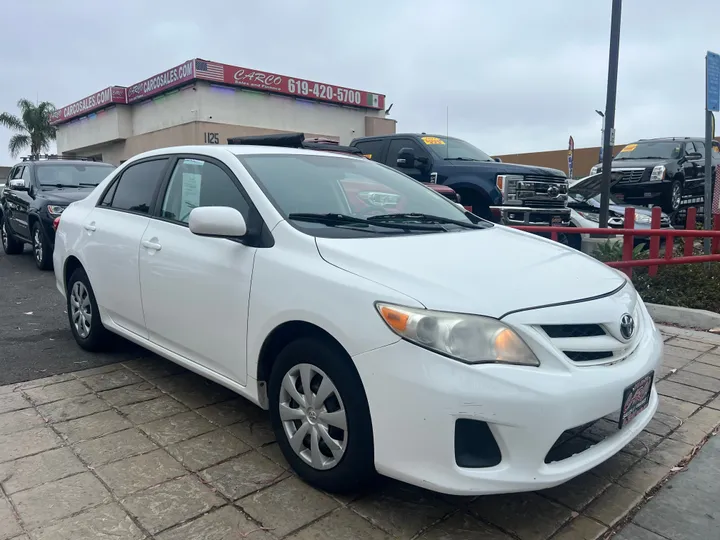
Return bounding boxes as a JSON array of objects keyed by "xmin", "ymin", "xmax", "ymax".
[
  {"xmin": 590, "ymin": 165, "xmax": 600, "ymax": 175},
  {"xmin": 47, "ymin": 205, "xmax": 66, "ymax": 216},
  {"xmin": 578, "ymin": 211, "xmax": 600, "ymax": 223},
  {"xmin": 650, "ymin": 165, "xmax": 666, "ymax": 181},
  {"xmin": 635, "ymin": 213, "xmax": 651, "ymax": 224},
  {"xmin": 375, "ymin": 303, "xmax": 540, "ymax": 366}
]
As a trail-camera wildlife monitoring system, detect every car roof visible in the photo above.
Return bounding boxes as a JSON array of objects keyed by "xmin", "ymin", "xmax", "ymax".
[
  {"xmin": 353, "ymin": 133, "xmax": 448, "ymax": 141},
  {"xmin": 16, "ymin": 159, "xmax": 114, "ymax": 167},
  {"xmin": 635, "ymin": 137, "xmax": 704, "ymax": 143},
  {"xmin": 128, "ymin": 145, "xmax": 364, "ymax": 162}
]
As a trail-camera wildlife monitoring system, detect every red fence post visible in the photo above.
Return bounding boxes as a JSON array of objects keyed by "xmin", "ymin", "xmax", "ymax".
[
  {"xmin": 684, "ymin": 207, "xmax": 697, "ymax": 257},
  {"xmin": 622, "ymin": 207, "xmax": 635, "ymax": 278},
  {"xmin": 713, "ymin": 214, "xmax": 720, "ymax": 254},
  {"xmin": 648, "ymin": 207, "xmax": 661, "ymax": 277}
]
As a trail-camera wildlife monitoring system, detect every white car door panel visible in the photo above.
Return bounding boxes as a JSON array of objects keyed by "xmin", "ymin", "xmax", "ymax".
[
  {"xmin": 138, "ymin": 220, "xmax": 255, "ymax": 385},
  {"xmin": 79, "ymin": 208, "xmax": 150, "ymax": 338},
  {"xmin": 138, "ymin": 156, "xmax": 256, "ymax": 385}
]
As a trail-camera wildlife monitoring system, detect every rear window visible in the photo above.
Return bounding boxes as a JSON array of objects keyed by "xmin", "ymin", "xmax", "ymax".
[{"xmin": 36, "ymin": 164, "xmax": 115, "ymax": 187}]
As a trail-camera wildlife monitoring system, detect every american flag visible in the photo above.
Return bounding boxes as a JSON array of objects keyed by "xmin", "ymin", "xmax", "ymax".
[{"xmin": 195, "ymin": 59, "xmax": 225, "ymax": 82}]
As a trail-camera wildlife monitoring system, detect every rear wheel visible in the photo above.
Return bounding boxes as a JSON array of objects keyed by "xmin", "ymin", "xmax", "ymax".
[
  {"xmin": 66, "ymin": 267, "xmax": 111, "ymax": 351},
  {"xmin": 268, "ymin": 337, "xmax": 376, "ymax": 493},
  {"xmin": 1, "ymin": 217, "xmax": 24, "ymax": 255},
  {"xmin": 32, "ymin": 223, "xmax": 52, "ymax": 270}
]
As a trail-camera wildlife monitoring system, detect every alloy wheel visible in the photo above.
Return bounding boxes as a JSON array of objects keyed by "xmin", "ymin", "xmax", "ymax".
[
  {"xmin": 672, "ymin": 183, "xmax": 682, "ymax": 211},
  {"xmin": 279, "ymin": 363, "xmax": 348, "ymax": 470},
  {"xmin": 33, "ymin": 228, "xmax": 43, "ymax": 263},
  {"xmin": 70, "ymin": 281, "xmax": 92, "ymax": 339}
]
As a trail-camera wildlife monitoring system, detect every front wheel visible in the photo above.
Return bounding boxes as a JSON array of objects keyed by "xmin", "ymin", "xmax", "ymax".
[
  {"xmin": 268, "ymin": 338, "xmax": 376, "ymax": 493},
  {"xmin": 66, "ymin": 267, "xmax": 111, "ymax": 351},
  {"xmin": 32, "ymin": 223, "xmax": 52, "ymax": 270},
  {"xmin": 662, "ymin": 180, "xmax": 683, "ymax": 214},
  {"xmin": 1, "ymin": 217, "xmax": 24, "ymax": 255}
]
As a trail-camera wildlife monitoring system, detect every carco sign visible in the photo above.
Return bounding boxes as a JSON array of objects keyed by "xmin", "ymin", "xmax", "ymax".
[{"xmin": 49, "ymin": 86, "xmax": 127, "ymax": 125}]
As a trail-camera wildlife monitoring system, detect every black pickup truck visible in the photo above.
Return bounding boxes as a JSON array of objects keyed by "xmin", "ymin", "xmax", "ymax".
[{"xmin": 350, "ymin": 133, "xmax": 570, "ymax": 226}]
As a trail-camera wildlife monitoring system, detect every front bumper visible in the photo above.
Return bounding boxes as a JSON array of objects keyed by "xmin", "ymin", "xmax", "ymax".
[
  {"xmin": 490, "ymin": 206, "xmax": 571, "ymax": 226},
  {"xmin": 612, "ymin": 181, "xmax": 671, "ymax": 201},
  {"xmin": 353, "ymin": 296, "xmax": 663, "ymax": 495}
]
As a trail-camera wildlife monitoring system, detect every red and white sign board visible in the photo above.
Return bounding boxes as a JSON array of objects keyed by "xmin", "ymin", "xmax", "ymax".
[{"xmin": 52, "ymin": 58, "xmax": 385, "ymax": 125}]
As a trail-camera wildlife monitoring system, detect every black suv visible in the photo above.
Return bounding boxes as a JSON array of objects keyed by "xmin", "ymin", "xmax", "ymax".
[
  {"xmin": 591, "ymin": 137, "xmax": 720, "ymax": 214},
  {"xmin": 1, "ymin": 156, "xmax": 115, "ymax": 269},
  {"xmin": 350, "ymin": 133, "xmax": 570, "ymax": 226}
]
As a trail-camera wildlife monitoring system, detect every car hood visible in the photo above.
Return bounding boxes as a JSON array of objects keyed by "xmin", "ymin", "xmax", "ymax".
[
  {"xmin": 610, "ymin": 158, "xmax": 670, "ymax": 169},
  {"xmin": 315, "ymin": 226, "xmax": 625, "ymax": 318},
  {"xmin": 444, "ymin": 160, "xmax": 567, "ymax": 179},
  {"xmin": 39, "ymin": 187, "xmax": 95, "ymax": 204}
]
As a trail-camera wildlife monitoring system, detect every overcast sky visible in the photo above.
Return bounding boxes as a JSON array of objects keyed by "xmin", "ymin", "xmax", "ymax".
[{"xmin": 0, "ymin": 0, "xmax": 716, "ymax": 164}]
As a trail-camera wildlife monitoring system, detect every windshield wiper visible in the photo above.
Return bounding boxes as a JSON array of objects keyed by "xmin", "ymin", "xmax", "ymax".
[
  {"xmin": 287, "ymin": 213, "xmax": 444, "ymax": 231},
  {"xmin": 78, "ymin": 183, "xmax": 99, "ymax": 186},
  {"xmin": 367, "ymin": 213, "xmax": 487, "ymax": 229},
  {"xmin": 42, "ymin": 184, "xmax": 79, "ymax": 188},
  {"xmin": 444, "ymin": 157, "xmax": 482, "ymax": 161}
]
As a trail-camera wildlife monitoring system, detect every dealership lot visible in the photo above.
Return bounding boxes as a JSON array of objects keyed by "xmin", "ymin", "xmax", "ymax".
[{"xmin": 1, "ymin": 251, "xmax": 720, "ymax": 539}]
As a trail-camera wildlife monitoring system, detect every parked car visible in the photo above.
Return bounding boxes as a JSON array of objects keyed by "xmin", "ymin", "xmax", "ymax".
[
  {"xmin": 227, "ymin": 133, "xmax": 466, "ymax": 207},
  {"xmin": 564, "ymin": 174, "xmax": 673, "ymax": 253},
  {"xmin": 1, "ymin": 156, "xmax": 115, "ymax": 269},
  {"xmin": 590, "ymin": 137, "xmax": 720, "ymax": 214},
  {"xmin": 53, "ymin": 144, "xmax": 663, "ymax": 496},
  {"xmin": 350, "ymin": 133, "xmax": 570, "ymax": 227}
]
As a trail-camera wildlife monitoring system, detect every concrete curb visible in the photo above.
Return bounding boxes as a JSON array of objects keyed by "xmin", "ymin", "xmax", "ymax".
[{"xmin": 647, "ymin": 303, "xmax": 720, "ymax": 331}]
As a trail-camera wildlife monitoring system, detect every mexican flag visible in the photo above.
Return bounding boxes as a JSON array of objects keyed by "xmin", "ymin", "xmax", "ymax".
[{"xmin": 367, "ymin": 93, "xmax": 379, "ymax": 108}]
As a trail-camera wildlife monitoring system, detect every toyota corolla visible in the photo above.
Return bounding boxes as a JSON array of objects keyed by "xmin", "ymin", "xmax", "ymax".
[{"xmin": 52, "ymin": 145, "xmax": 663, "ymax": 495}]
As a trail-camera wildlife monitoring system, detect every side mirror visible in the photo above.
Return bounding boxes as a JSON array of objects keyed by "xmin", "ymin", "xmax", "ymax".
[
  {"xmin": 396, "ymin": 147, "xmax": 416, "ymax": 168},
  {"xmin": 686, "ymin": 152, "xmax": 702, "ymax": 160},
  {"xmin": 494, "ymin": 157, "xmax": 502, "ymax": 163},
  {"xmin": 188, "ymin": 206, "xmax": 247, "ymax": 238},
  {"xmin": 8, "ymin": 179, "xmax": 27, "ymax": 191}
]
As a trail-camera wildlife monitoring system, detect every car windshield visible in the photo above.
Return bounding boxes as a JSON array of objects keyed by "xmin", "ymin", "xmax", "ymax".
[
  {"xmin": 419, "ymin": 136, "xmax": 494, "ymax": 162},
  {"xmin": 36, "ymin": 164, "xmax": 115, "ymax": 187},
  {"xmin": 238, "ymin": 153, "xmax": 488, "ymax": 237},
  {"xmin": 615, "ymin": 141, "xmax": 682, "ymax": 160}
]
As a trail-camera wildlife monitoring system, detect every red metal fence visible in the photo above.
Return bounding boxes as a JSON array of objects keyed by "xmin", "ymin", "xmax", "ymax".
[{"xmin": 512, "ymin": 206, "xmax": 720, "ymax": 278}]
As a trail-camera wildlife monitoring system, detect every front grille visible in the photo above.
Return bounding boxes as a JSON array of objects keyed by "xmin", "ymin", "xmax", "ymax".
[
  {"xmin": 525, "ymin": 199, "xmax": 567, "ymax": 208},
  {"xmin": 515, "ymin": 177, "xmax": 568, "ymax": 209},
  {"xmin": 565, "ymin": 351, "xmax": 613, "ymax": 362},
  {"xmin": 614, "ymin": 169, "xmax": 647, "ymax": 184},
  {"xmin": 542, "ymin": 324, "xmax": 605, "ymax": 338}
]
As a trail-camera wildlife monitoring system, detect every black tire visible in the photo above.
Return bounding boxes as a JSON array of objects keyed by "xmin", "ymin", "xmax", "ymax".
[
  {"xmin": 1, "ymin": 216, "xmax": 24, "ymax": 255},
  {"xmin": 66, "ymin": 267, "xmax": 112, "ymax": 352},
  {"xmin": 662, "ymin": 179, "xmax": 683, "ymax": 214},
  {"xmin": 268, "ymin": 337, "xmax": 376, "ymax": 494},
  {"xmin": 31, "ymin": 222, "xmax": 53, "ymax": 270}
]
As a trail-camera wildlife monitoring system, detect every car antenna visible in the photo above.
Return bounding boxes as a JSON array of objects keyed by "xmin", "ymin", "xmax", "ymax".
[{"xmin": 446, "ymin": 106, "xmax": 449, "ymax": 159}]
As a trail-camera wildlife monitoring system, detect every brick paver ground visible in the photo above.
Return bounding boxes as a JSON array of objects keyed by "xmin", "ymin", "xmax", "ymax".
[{"xmin": 1, "ymin": 325, "xmax": 719, "ymax": 540}]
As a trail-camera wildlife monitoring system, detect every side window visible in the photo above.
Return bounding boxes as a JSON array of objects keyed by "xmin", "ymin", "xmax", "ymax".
[
  {"xmin": 386, "ymin": 138, "xmax": 426, "ymax": 169},
  {"xmin": 160, "ymin": 158, "xmax": 250, "ymax": 224},
  {"xmin": 685, "ymin": 142, "xmax": 696, "ymax": 156},
  {"xmin": 20, "ymin": 166, "xmax": 32, "ymax": 187},
  {"xmin": 713, "ymin": 141, "xmax": 720, "ymax": 154},
  {"xmin": 10, "ymin": 166, "xmax": 23, "ymax": 180},
  {"xmin": 694, "ymin": 142, "xmax": 705, "ymax": 158},
  {"xmin": 352, "ymin": 140, "xmax": 384, "ymax": 162},
  {"xmin": 106, "ymin": 159, "xmax": 168, "ymax": 214}
]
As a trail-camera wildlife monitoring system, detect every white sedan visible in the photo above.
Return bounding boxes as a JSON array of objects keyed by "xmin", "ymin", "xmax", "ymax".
[{"xmin": 53, "ymin": 145, "xmax": 663, "ymax": 496}]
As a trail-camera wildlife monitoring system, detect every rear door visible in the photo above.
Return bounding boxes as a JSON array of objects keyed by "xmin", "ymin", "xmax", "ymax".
[
  {"xmin": 79, "ymin": 158, "xmax": 170, "ymax": 338},
  {"xmin": 5, "ymin": 166, "xmax": 31, "ymax": 240},
  {"xmin": 138, "ymin": 156, "xmax": 257, "ymax": 385},
  {"xmin": 351, "ymin": 138, "xmax": 387, "ymax": 163}
]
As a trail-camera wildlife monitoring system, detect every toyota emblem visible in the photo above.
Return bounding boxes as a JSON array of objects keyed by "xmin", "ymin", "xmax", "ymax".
[{"xmin": 620, "ymin": 313, "xmax": 635, "ymax": 340}]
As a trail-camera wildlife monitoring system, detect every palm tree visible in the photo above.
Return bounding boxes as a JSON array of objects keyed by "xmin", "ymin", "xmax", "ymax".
[{"xmin": 0, "ymin": 99, "xmax": 57, "ymax": 159}]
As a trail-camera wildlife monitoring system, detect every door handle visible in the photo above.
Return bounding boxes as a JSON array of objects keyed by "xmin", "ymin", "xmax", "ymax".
[
  {"xmin": 83, "ymin": 223, "xmax": 96, "ymax": 232},
  {"xmin": 141, "ymin": 240, "xmax": 162, "ymax": 251}
]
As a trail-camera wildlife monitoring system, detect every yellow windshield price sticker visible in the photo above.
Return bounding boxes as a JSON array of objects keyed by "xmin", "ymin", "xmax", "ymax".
[
  {"xmin": 363, "ymin": 154, "xmax": 372, "ymax": 159},
  {"xmin": 621, "ymin": 143, "xmax": 637, "ymax": 152},
  {"xmin": 421, "ymin": 136, "xmax": 446, "ymax": 145},
  {"xmin": 714, "ymin": 146, "xmax": 719, "ymax": 153}
]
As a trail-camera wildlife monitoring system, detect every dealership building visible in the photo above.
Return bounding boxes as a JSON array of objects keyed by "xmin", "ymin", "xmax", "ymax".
[{"xmin": 52, "ymin": 58, "xmax": 395, "ymax": 164}]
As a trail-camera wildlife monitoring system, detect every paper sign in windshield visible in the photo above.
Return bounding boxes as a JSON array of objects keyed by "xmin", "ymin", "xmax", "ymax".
[
  {"xmin": 421, "ymin": 137, "xmax": 446, "ymax": 145},
  {"xmin": 621, "ymin": 143, "xmax": 638, "ymax": 153}
]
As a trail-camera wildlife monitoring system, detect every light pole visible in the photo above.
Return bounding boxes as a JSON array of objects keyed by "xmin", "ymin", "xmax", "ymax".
[
  {"xmin": 596, "ymin": 110, "xmax": 605, "ymax": 164},
  {"xmin": 599, "ymin": 0, "xmax": 623, "ymax": 229}
]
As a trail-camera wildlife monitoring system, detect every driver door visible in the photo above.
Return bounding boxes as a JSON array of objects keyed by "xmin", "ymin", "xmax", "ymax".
[
  {"xmin": 5, "ymin": 166, "xmax": 32, "ymax": 239},
  {"xmin": 385, "ymin": 138, "xmax": 432, "ymax": 182}
]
